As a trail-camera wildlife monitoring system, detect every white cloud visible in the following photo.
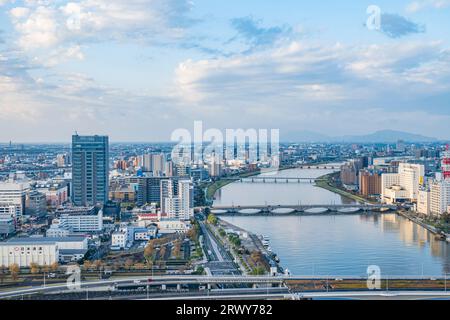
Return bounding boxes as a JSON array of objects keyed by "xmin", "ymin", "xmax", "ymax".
[
  {"xmin": 407, "ymin": 0, "xmax": 450, "ymax": 12},
  {"xmin": 174, "ymin": 40, "xmax": 450, "ymax": 137},
  {"xmin": 6, "ymin": 0, "xmax": 195, "ymax": 62}
]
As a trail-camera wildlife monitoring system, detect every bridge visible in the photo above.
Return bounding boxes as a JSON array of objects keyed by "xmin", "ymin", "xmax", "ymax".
[
  {"xmin": 297, "ymin": 165, "xmax": 339, "ymax": 170},
  {"xmin": 2, "ymin": 275, "xmax": 450, "ymax": 300},
  {"xmin": 210, "ymin": 204, "xmax": 397, "ymax": 215},
  {"xmin": 221, "ymin": 177, "xmax": 327, "ymax": 184}
]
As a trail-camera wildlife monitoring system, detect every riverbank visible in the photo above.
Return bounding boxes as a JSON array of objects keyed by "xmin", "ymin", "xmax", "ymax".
[
  {"xmin": 207, "ymin": 162, "xmax": 341, "ymax": 202},
  {"xmin": 314, "ymin": 172, "xmax": 376, "ymax": 204},
  {"xmin": 206, "ymin": 170, "xmax": 262, "ymax": 201},
  {"xmin": 396, "ymin": 210, "xmax": 447, "ymax": 239}
]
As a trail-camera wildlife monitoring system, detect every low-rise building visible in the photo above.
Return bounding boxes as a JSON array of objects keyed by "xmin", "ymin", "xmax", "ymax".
[
  {"xmin": 382, "ymin": 185, "xmax": 409, "ymax": 204},
  {"xmin": 111, "ymin": 231, "xmax": 127, "ymax": 250},
  {"xmin": 0, "ymin": 216, "xmax": 15, "ymax": 238},
  {"xmin": 34, "ymin": 181, "xmax": 69, "ymax": 207},
  {"xmin": 56, "ymin": 206, "xmax": 103, "ymax": 233},
  {"xmin": 157, "ymin": 219, "xmax": 191, "ymax": 234},
  {"xmin": 0, "ymin": 239, "xmax": 58, "ymax": 267},
  {"xmin": 0, "ymin": 236, "xmax": 89, "ymax": 266}
]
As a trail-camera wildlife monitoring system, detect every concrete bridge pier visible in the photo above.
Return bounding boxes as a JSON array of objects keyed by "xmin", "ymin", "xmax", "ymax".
[
  {"xmin": 161, "ymin": 284, "xmax": 167, "ymax": 291},
  {"xmin": 177, "ymin": 284, "xmax": 181, "ymax": 291}
]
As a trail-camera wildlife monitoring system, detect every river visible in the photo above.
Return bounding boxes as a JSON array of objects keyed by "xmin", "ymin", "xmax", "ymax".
[{"xmin": 214, "ymin": 167, "xmax": 450, "ymax": 276}]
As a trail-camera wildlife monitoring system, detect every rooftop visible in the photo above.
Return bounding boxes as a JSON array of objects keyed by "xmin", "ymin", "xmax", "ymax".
[{"xmin": 4, "ymin": 236, "xmax": 87, "ymax": 245}]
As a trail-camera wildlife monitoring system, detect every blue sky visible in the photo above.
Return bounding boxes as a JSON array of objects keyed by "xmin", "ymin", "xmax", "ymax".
[{"xmin": 0, "ymin": 0, "xmax": 449, "ymax": 142}]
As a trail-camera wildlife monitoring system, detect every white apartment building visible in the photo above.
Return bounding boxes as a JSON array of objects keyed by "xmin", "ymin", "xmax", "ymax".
[
  {"xmin": 381, "ymin": 163, "xmax": 424, "ymax": 204},
  {"xmin": 58, "ymin": 207, "xmax": 103, "ymax": 233},
  {"xmin": 111, "ymin": 231, "xmax": 127, "ymax": 250},
  {"xmin": 430, "ymin": 180, "xmax": 450, "ymax": 216},
  {"xmin": 161, "ymin": 179, "xmax": 193, "ymax": 221},
  {"xmin": 0, "ymin": 180, "xmax": 30, "ymax": 220},
  {"xmin": 398, "ymin": 163, "xmax": 425, "ymax": 201},
  {"xmin": 417, "ymin": 189, "xmax": 431, "ymax": 215},
  {"xmin": 46, "ymin": 219, "xmax": 71, "ymax": 237}
]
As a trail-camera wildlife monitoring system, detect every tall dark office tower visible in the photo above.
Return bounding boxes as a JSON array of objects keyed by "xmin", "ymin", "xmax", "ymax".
[{"xmin": 72, "ymin": 135, "xmax": 109, "ymax": 207}]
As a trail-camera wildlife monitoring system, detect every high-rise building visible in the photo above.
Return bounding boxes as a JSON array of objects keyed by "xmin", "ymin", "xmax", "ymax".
[
  {"xmin": 56, "ymin": 153, "xmax": 70, "ymax": 167},
  {"xmin": 72, "ymin": 135, "xmax": 109, "ymax": 206},
  {"xmin": 359, "ymin": 170, "xmax": 382, "ymax": 197},
  {"xmin": 398, "ymin": 163, "xmax": 425, "ymax": 201},
  {"xmin": 0, "ymin": 179, "xmax": 30, "ymax": 221},
  {"xmin": 208, "ymin": 158, "xmax": 223, "ymax": 178},
  {"xmin": 139, "ymin": 153, "xmax": 167, "ymax": 176},
  {"xmin": 160, "ymin": 179, "xmax": 193, "ymax": 220},
  {"xmin": 417, "ymin": 189, "xmax": 431, "ymax": 215},
  {"xmin": 430, "ymin": 180, "xmax": 450, "ymax": 216},
  {"xmin": 137, "ymin": 177, "xmax": 166, "ymax": 206},
  {"xmin": 442, "ymin": 145, "xmax": 450, "ymax": 181},
  {"xmin": 340, "ymin": 159, "xmax": 364, "ymax": 188},
  {"xmin": 381, "ymin": 163, "xmax": 424, "ymax": 204}
]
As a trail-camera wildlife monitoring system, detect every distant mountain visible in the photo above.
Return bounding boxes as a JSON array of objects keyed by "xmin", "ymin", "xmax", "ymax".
[
  {"xmin": 282, "ymin": 130, "xmax": 437, "ymax": 143},
  {"xmin": 337, "ymin": 130, "xmax": 437, "ymax": 143}
]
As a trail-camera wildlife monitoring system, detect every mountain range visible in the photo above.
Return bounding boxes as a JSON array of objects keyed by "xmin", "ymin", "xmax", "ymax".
[{"xmin": 282, "ymin": 130, "xmax": 439, "ymax": 143}]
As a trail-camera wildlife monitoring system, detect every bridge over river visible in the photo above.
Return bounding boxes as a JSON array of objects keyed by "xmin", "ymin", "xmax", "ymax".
[
  {"xmin": 221, "ymin": 177, "xmax": 328, "ymax": 184},
  {"xmin": 210, "ymin": 204, "xmax": 398, "ymax": 215}
]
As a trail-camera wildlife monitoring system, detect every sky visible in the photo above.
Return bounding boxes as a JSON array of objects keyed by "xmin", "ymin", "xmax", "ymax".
[{"xmin": 0, "ymin": 0, "xmax": 449, "ymax": 142}]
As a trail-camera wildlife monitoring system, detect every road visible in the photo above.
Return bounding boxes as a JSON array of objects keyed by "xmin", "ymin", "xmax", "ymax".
[{"xmin": 199, "ymin": 220, "xmax": 225, "ymax": 262}]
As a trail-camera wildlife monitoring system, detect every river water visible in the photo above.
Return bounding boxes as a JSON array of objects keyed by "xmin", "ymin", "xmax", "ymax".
[{"xmin": 214, "ymin": 167, "xmax": 450, "ymax": 276}]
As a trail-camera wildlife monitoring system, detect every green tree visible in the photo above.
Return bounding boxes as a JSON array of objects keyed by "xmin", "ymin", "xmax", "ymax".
[{"xmin": 207, "ymin": 214, "xmax": 218, "ymax": 226}]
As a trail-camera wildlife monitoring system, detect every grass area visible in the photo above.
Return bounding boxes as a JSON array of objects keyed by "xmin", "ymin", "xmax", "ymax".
[
  {"xmin": 315, "ymin": 173, "xmax": 376, "ymax": 204},
  {"xmin": 206, "ymin": 179, "xmax": 235, "ymax": 201},
  {"xmin": 205, "ymin": 170, "xmax": 262, "ymax": 201}
]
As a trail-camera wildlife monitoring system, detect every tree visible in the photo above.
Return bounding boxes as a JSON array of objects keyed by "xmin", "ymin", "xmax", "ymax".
[
  {"xmin": 251, "ymin": 266, "xmax": 266, "ymax": 276},
  {"xmin": 93, "ymin": 260, "xmax": 103, "ymax": 271},
  {"xmin": 83, "ymin": 260, "xmax": 92, "ymax": 271},
  {"xmin": 124, "ymin": 259, "xmax": 134, "ymax": 270},
  {"xmin": 194, "ymin": 266, "xmax": 205, "ymax": 275},
  {"xmin": 207, "ymin": 214, "xmax": 218, "ymax": 226},
  {"xmin": 30, "ymin": 263, "xmax": 40, "ymax": 274},
  {"xmin": 134, "ymin": 263, "xmax": 146, "ymax": 270},
  {"xmin": 173, "ymin": 240, "xmax": 182, "ymax": 260},
  {"xmin": 50, "ymin": 262, "xmax": 59, "ymax": 272},
  {"xmin": 9, "ymin": 264, "xmax": 20, "ymax": 280},
  {"xmin": 144, "ymin": 243, "xmax": 155, "ymax": 262},
  {"xmin": 159, "ymin": 245, "xmax": 167, "ymax": 261}
]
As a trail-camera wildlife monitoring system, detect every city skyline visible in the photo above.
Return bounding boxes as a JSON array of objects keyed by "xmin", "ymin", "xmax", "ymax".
[{"xmin": 1, "ymin": 0, "xmax": 450, "ymax": 142}]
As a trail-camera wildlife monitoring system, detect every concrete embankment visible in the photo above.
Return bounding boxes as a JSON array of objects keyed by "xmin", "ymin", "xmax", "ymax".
[{"xmin": 396, "ymin": 211, "xmax": 440, "ymax": 236}]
